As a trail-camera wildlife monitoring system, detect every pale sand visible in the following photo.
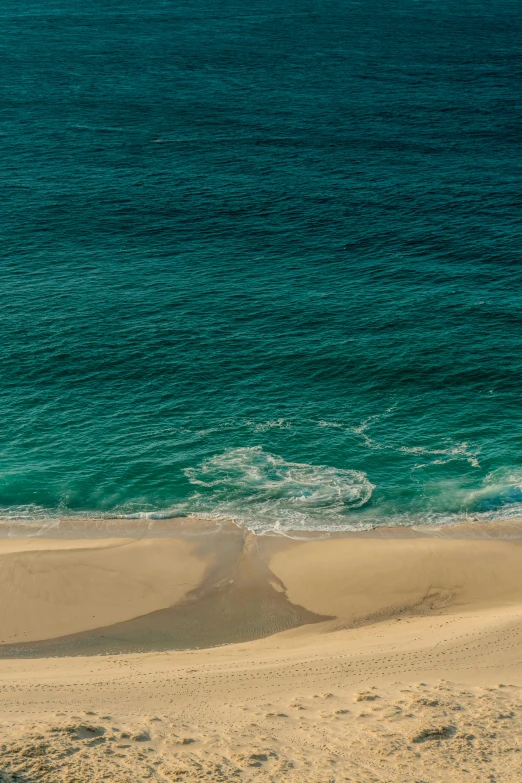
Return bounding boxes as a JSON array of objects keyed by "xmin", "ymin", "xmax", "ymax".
[
  {"xmin": 0, "ymin": 537, "xmax": 209, "ymax": 644},
  {"xmin": 2, "ymin": 525, "xmax": 522, "ymax": 781},
  {"xmin": 268, "ymin": 535, "xmax": 522, "ymax": 621}
]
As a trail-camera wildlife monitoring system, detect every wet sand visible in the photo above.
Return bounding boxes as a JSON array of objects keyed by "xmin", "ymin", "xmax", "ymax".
[{"xmin": 0, "ymin": 522, "xmax": 328, "ymax": 657}]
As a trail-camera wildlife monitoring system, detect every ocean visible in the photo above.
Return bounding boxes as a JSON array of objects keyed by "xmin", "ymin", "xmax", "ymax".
[{"xmin": 1, "ymin": 0, "xmax": 521, "ymax": 534}]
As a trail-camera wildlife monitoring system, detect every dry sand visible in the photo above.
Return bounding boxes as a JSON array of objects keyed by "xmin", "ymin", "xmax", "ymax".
[
  {"xmin": 0, "ymin": 537, "xmax": 209, "ymax": 644},
  {"xmin": 2, "ymin": 521, "xmax": 522, "ymax": 781}
]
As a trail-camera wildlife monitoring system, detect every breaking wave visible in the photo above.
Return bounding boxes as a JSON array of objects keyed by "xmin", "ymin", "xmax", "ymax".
[{"xmin": 183, "ymin": 446, "xmax": 374, "ymax": 532}]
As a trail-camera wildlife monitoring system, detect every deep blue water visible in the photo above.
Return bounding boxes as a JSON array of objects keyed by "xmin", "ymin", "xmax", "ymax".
[{"xmin": 1, "ymin": 0, "xmax": 522, "ymax": 533}]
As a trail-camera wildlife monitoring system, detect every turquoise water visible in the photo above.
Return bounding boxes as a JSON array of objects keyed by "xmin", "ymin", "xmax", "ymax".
[{"xmin": 2, "ymin": 0, "xmax": 522, "ymax": 533}]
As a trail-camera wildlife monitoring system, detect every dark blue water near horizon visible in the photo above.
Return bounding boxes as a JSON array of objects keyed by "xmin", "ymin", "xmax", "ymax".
[{"xmin": 1, "ymin": 0, "xmax": 522, "ymax": 533}]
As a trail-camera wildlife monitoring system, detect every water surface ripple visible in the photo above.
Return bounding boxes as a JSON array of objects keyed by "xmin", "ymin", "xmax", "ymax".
[{"xmin": 1, "ymin": 0, "xmax": 521, "ymax": 533}]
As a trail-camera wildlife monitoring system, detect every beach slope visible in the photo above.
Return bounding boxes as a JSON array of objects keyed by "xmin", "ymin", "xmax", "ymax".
[{"xmin": 2, "ymin": 525, "xmax": 522, "ymax": 781}]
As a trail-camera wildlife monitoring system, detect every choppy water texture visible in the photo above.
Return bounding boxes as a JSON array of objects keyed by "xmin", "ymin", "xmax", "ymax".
[{"xmin": 1, "ymin": 0, "xmax": 522, "ymax": 533}]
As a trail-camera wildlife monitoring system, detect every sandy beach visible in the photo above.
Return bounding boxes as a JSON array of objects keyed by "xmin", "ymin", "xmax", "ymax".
[
  {"xmin": 5, "ymin": 0, "xmax": 519, "ymax": 779},
  {"xmin": 2, "ymin": 519, "xmax": 522, "ymax": 781}
]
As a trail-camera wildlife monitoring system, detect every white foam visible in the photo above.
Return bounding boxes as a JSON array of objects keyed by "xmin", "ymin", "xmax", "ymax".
[
  {"xmin": 183, "ymin": 446, "xmax": 375, "ymax": 532},
  {"xmin": 325, "ymin": 407, "xmax": 481, "ymax": 469},
  {"xmin": 465, "ymin": 467, "xmax": 522, "ymax": 511},
  {"xmin": 401, "ymin": 441, "xmax": 480, "ymax": 468},
  {"xmin": 2, "ymin": 456, "xmax": 522, "ymax": 538}
]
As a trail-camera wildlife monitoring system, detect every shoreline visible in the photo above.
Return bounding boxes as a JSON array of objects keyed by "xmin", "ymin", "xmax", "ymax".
[{"xmin": 3, "ymin": 511, "xmax": 522, "ymax": 539}]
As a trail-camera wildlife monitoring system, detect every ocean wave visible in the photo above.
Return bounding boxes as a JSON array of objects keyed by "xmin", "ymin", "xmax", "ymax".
[
  {"xmin": 0, "ymin": 505, "xmax": 61, "ymax": 537},
  {"xmin": 183, "ymin": 446, "xmax": 374, "ymax": 531},
  {"xmin": 2, "ymin": 459, "xmax": 522, "ymax": 537},
  {"xmin": 465, "ymin": 468, "xmax": 522, "ymax": 512}
]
